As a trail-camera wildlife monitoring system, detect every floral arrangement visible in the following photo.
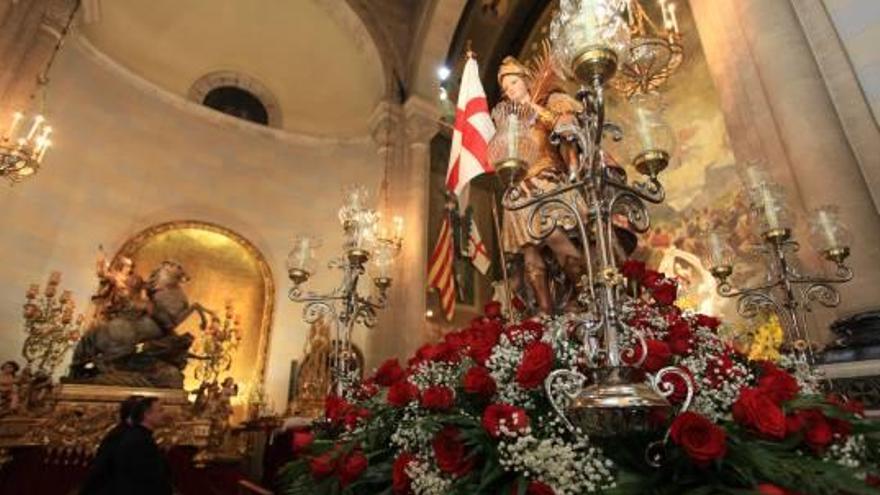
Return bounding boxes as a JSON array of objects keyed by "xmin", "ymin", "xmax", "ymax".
[{"xmin": 278, "ymin": 262, "xmax": 879, "ymax": 495}]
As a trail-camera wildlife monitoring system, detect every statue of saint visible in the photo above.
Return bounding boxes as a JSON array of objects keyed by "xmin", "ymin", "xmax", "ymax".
[
  {"xmin": 92, "ymin": 246, "xmax": 148, "ymax": 321},
  {"xmin": 496, "ymin": 55, "xmax": 588, "ymax": 315}
]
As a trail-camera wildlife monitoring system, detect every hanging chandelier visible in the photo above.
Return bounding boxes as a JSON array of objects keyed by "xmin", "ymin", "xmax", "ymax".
[
  {"xmin": 616, "ymin": 0, "xmax": 684, "ymax": 97},
  {"xmin": 0, "ymin": 0, "xmax": 80, "ymax": 184}
]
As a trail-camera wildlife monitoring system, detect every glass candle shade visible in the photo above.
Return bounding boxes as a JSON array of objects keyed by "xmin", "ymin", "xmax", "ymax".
[
  {"xmin": 737, "ymin": 160, "xmax": 772, "ymax": 205},
  {"xmin": 809, "ymin": 205, "xmax": 851, "ymax": 257},
  {"xmin": 488, "ymin": 101, "xmax": 539, "ymax": 186},
  {"xmin": 750, "ymin": 182, "xmax": 793, "ymax": 239},
  {"xmin": 701, "ymin": 230, "xmax": 734, "ymax": 278},
  {"xmin": 287, "ymin": 236, "xmax": 321, "ymax": 275},
  {"xmin": 550, "ymin": 0, "xmax": 631, "ymax": 84},
  {"xmin": 369, "ymin": 242, "xmax": 396, "ymax": 281},
  {"xmin": 625, "ymin": 92, "xmax": 674, "ymax": 176}
]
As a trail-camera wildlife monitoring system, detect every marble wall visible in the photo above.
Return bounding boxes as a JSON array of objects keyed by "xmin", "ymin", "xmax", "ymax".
[{"xmin": 0, "ymin": 38, "xmax": 384, "ymax": 410}]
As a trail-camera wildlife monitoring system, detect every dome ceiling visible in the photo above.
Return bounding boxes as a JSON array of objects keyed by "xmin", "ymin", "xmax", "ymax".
[{"xmin": 81, "ymin": 0, "xmax": 386, "ymax": 137}]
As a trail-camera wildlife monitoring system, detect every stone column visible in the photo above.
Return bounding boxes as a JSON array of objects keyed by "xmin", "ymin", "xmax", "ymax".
[{"xmin": 365, "ymin": 96, "xmax": 439, "ymax": 369}]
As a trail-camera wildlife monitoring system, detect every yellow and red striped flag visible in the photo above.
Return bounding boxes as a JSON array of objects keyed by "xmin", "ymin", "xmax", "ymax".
[{"xmin": 427, "ymin": 214, "xmax": 455, "ymax": 321}]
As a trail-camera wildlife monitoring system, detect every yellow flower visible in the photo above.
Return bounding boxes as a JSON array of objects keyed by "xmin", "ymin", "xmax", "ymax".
[{"xmin": 747, "ymin": 314, "xmax": 784, "ymax": 362}]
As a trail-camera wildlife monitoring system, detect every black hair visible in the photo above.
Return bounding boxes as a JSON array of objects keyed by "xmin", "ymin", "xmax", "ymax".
[
  {"xmin": 119, "ymin": 395, "xmax": 141, "ymax": 423},
  {"xmin": 1, "ymin": 361, "xmax": 19, "ymax": 374},
  {"xmin": 129, "ymin": 397, "xmax": 159, "ymax": 425}
]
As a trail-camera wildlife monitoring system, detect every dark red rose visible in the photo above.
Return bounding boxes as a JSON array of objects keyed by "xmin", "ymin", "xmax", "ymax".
[
  {"xmin": 652, "ymin": 280, "xmax": 678, "ymax": 306},
  {"xmin": 826, "ymin": 393, "xmax": 865, "ymax": 417},
  {"xmin": 756, "ymin": 484, "xmax": 799, "ymax": 495},
  {"xmin": 660, "ymin": 366, "xmax": 694, "ymax": 404},
  {"xmin": 828, "ymin": 417, "xmax": 852, "ymax": 438},
  {"xmin": 344, "ymin": 407, "xmax": 371, "ymax": 430},
  {"xmin": 620, "ymin": 260, "xmax": 646, "ymax": 281},
  {"xmin": 467, "ymin": 320, "xmax": 502, "ymax": 365},
  {"xmin": 484, "ymin": 301, "xmax": 503, "ymax": 319},
  {"xmin": 374, "ymin": 358, "xmax": 406, "ymax": 386},
  {"xmin": 516, "ymin": 341, "xmax": 555, "ymax": 389},
  {"xmin": 444, "ymin": 330, "xmax": 469, "ymax": 352},
  {"xmin": 786, "ymin": 412, "xmax": 806, "ymax": 436},
  {"xmin": 667, "ymin": 320, "xmax": 693, "ymax": 356},
  {"xmin": 757, "ymin": 362, "xmax": 799, "ymax": 404},
  {"xmin": 705, "ymin": 354, "xmax": 736, "ymax": 388},
  {"xmin": 732, "ymin": 387, "xmax": 786, "ymax": 439},
  {"xmin": 432, "ymin": 426, "xmax": 475, "ymax": 477},
  {"xmin": 392, "ymin": 452, "xmax": 415, "ymax": 494},
  {"xmin": 357, "ymin": 380, "xmax": 379, "ymax": 399},
  {"xmin": 866, "ymin": 474, "xmax": 880, "ymax": 487},
  {"xmin": 387, "ymin": 380, "xmax": 419, "ymax": 407},
  {"xmin": 505, "ymin": 320, "xmax": 544, "ymax": 341},
  {"xmin": 527, "ymin": 481, "xmax": 555, "ymax": 495},
  {"xmin": 310, "ymin": 451, "xmax": 336, "ymax": 479},
  {"xmin": 670, "ymin": 411, "xmax": 727, "ymax": 466},
  {"xmin": 624, "ymin": 339, "xmax": 672, "ymax": 373},
  {"xmin": 291, "ymin": 430, "xmax": 313, "ymax": 453},
  {"xmin": 325, "ymin": 395, "xmax": 350, "ymax": 424},
  {"xmin": 339, "ymin": 450, "xmax": 368, "ymax": 486},
  {"xmin": 642, "ymin": 270, "xmax": 663, "ymax": 289},
  {"xmin": 420, "ymin": 385, "xmax": 455, "ymax": 411},
  {"xmin": 511, "ymin": 296, "xmax": 527, "ymax": 312},
  {"xmin": 790, "ymin": 409, "xmax": 835, "ymax": 452},
  {"xmin": 694, "ymin": 314, "xmax": 721, "ymax": 330},
  {"xmin": 482, "ymin": 403, "xmax": 530, "ymax": 438},
  {"xmin": 463, "ymin": 365, "xmax": 497, "ymax": 398}
]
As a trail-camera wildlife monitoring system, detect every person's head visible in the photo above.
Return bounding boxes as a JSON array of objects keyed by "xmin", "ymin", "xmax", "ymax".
[
  {"xmin": 130, "ymin": 397, "xmax": 164, "ymax": 430},
  {"xmin": 498, "ymin": 56, "xmax": 531, "ymax": 104},
  {"xmin": 1, "ymin": 361, "xmax": 19, "ymax": 376},
  {"xmin": 119, "ymin": 395, "xmax": 141, "ymax": 425}
]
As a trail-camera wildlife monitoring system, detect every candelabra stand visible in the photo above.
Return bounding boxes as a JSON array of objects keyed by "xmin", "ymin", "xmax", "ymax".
[
  {"xmin": 287, "ymin": 188, "xmax": 403, "ymax": 397},
  {"xmin": 704, "ymin": 181, "xmax": 854, "ymax": 371},
  {"xmin": 487, "ymin": 0, "xmax": 692, "ymax": 438}
]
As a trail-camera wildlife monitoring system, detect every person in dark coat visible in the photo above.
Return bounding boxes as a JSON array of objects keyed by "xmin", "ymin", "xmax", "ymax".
[
  {"xmin": 110, "ymin": 396, "xmax": 172, "ymax": 495},
  {"xmin": 79, "ymin": 395, "xmax": 141, "ymax": 495}
]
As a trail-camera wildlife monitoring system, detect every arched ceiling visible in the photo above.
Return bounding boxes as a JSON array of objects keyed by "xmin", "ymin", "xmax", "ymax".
[{"xmin": 81, "ymin": 0, "xmax": 386, "ymax": 137}]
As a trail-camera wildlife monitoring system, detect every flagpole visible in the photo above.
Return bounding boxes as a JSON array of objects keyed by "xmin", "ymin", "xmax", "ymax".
[{"xmin": 490, "ymin": 196, "xmax": 514, "ymax": 321}]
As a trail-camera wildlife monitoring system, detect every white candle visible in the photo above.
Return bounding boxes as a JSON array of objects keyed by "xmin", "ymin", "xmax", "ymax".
[
  {"xmin": 758, "ymin": 185, "xmax": 780, "ymax": 230},
  {"xmin": 295, "ymin": 238, "xmax": 310, "ymax": 269},
  {"xmin": 24, "ymin": 115, "xmax": 44, "ymax": 142},
  {"xmin": 507, "ymin": 113, "xmax": 519, "ymax": 160},
  {"xmin": 706, "ymin": 232, "xmax": 729, "ymax": 268},
  {"xmin": 669, "ymin": 3, "xmax": 679, "ymax": 34},
  {"xmin": 393, "ymin": 216, "xmax": 404, "ymax": 241},
  {"xmin": 35, "ymin": 140, "xmax": 50, "ymax": 162},
  {"xmin": 816, "ymin": 209, "xmax": 839, "ymax": 249},
  {"xmin": 636, "ymin": 106, "xmax": 654, "ymax": 150},
  {"xmin": 4, "ymin": 112, "xmax": 23, "ymax": 141}
]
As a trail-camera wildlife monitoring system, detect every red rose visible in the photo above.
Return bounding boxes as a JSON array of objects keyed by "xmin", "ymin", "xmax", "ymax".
[
  {"xmin": 482, "ymin": 403, "xmax": 530, "ymax": 438},
  {"xmin": 463, "ymin": 366, "xmax": 497, "ymax": 398},
  {"xmin": 516, "ymin": 341, "xmax": 555, "ymax": 389},
  {"xmin": 705, "ymin": 354, "xmax": 736, "ymax": 388},
  {"xmin": 694, "ymin": 314, "xmax": 721, "ymax": 330},
  {"xmin": 642, "ymin": 269, "xmax": 663, "ymax": 289},
  {"xmin": 339, "ymin": 450, "xmax": 368, "ymax": 486},
  {"xmin": 620, "ymin": 260, "xmax": 646, "ymax": 281},
  {"xmin": 670, "ymin": 412, "xmax": 727, "ymax": 465},
  {"xmin": 660, "ymin": 366, "xmax": 694, "ymax": 404},
  {"xmin": 757, "ymin": 363, "xmax": 799, "ymax": 404},
  {"xmin": 732, "ymin": 387, "xmax": 786, "ymax": 439},
  {"xmin": 291, "ymin": 430, "xmax": 313, "ymax": 453},
  {"xmin": 505, "ymin": 320, "xmax": 544, "ymax": 341},
  {"xmin": 826, "ymin": 393, "xmax": 865, "ymax": 417},
  {"xmin": 444, "ymin": 330, "xmax": 469, "ymax": 352},
  {"xmin": 344, "ymin": 407, "xmax": 370, "ymax": 430},
  {"xmin": 325, "ymin": 395, "xmax": 350, "ymax": 424},
  {"xmin": 467, "ymin": 320, "xmax": 502, "ymax": 365},
  {"xmin": 757, "ymin": 484, "xmax": 799, "ymax": 495},
  {"xmin": 667, "ymin": 320, "xmax": 692, "ymax": 356},
  {"xmin": 866, "ymin": 474, "xmax": 880, "ymax": 487},
  {"xmin": 652, "ymin": 280, "xmax": 678, "ymax": 306},
  {"xmin": 789, "ymin": 409, "xmax": 835, "ymax": 452},
  {"xmin": 392, "ymin": 453, "xmax": 415, "ymax": 494},
  {"xmin": 374, "ymin": 358, "xmax": 406, "ymax": 386},
  {"xmin": 387, "ymin": 380, "xmax": 419, "ymax": 407},
  {"xmin": 420, "ymin": 385, "xmax": 455, "ymax": 411},
  {"xmin": 527, "ymin": 481, "xmax": 555, "ymax": 495},
  {"xmin": 310, "ymin": 451, "xmax": 336, "ymax": 479},
  {"xmin": 484, "ymin": 301, "xmax": 503, "ymax": 319},
  {"xmin": 357, "ymin": 380, "xmax": 379, "ymax": 399},
  {"xmin": 432, "ymin": 426, "xmax": 475, "ymax": 477},
  {"xmin": 624, "ymin": 339, "xmax": 671, "ymax": 373}
]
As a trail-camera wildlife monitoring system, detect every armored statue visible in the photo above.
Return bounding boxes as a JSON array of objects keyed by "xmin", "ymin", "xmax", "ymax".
[
  {"xmin": 496, "ymin": 53, "xmax": 637, "ymax": 316},
  {"xmin": 67, "ymin": 252, "xmax": 216, "ymax": 388}
]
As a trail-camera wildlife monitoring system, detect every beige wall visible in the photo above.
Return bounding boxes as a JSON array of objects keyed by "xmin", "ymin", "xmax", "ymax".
[
  {"xmin": 0, "ymin": 38, "xmax": 383, "ymax": 410},
  {"xmin": 823, "ymin": 0, "xmax": 880, "ymax": 125}
]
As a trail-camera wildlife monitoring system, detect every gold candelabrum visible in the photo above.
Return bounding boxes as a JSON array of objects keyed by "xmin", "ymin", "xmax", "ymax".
[
  {"xmin": 702, "ymin": 165, "xmax": 853, "ymax": 370},
  {"xmin": 287, "ymin": 186, "xmax": 404, "ymax": 396},
  {"xmin": 613, "ymin": 0, "xmax": 685, "ymax": 97},
  {"xmin": 192, "ymin": 301, "xmax": 242, "ymax": 385},
  {"xmin": 489, "ymin": 0, "xmax": 691, "ymax": 440},
  {"xmin": 21, "ymin": 272, "xmax": 84, "ymax": 378}
]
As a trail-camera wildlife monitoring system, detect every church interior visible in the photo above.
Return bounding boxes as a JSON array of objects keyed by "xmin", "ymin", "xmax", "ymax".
[{"xmin": 0, "ymin": 0, "xmax": 879, "ymax": 494}]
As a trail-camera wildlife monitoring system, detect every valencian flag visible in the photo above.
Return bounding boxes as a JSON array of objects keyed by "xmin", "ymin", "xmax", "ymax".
[{"xmin": 428, "ymin": 54, "xmax": 496, "ymax": 321}]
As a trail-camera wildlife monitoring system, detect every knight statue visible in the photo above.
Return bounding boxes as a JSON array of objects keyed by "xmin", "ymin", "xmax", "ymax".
[{"xmin": 66, "ymin": 250, "xmax": 217, "ymax": 388}]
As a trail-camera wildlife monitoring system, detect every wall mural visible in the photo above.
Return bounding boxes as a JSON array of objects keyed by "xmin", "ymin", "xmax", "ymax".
[{"xmin": 113, "ymin": 221, "xmax": 274, "ymax": 421}]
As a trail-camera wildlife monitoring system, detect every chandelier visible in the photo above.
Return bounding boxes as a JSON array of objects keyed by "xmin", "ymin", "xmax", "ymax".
[
  {"xmin": 0, "ymin": 0, "xmax": 80, "ymax": 184},
  {"xmin": 578, "ymin": 0, "xmax": 683, "ymax": 97},
  {"xmin": 287, "ymin": 186, "xmax": 404, "ymax": 395}
]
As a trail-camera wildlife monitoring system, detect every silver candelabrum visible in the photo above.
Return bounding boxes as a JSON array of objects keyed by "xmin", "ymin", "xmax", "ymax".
[
  {"xmin": 703, "ymin": 167, "xmax": 853, "ymax": 371},
  {"xmin": 287, "ymin": 186, "xmax": 403, "ymax": 396},
  {"xmin": 488, "ymin": 0, "xmax": 693, "ymax": 440}
]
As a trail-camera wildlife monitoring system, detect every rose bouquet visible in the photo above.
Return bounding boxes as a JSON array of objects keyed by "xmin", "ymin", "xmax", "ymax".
[{"xmin": 278, "ymin": 262, "xmax": 879, "ymax": 495}]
